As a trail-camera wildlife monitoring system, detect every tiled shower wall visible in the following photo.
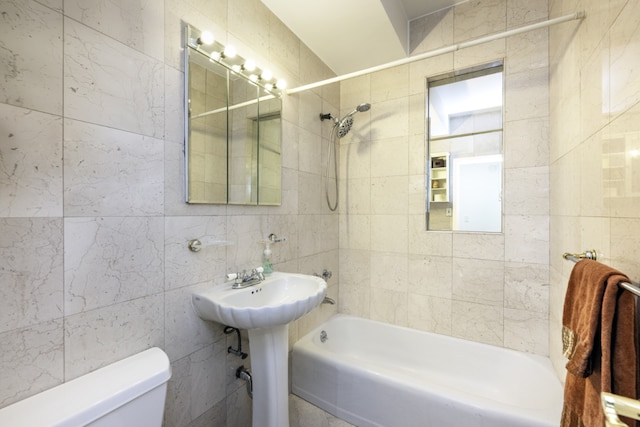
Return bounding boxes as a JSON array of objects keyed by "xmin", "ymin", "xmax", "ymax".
[
  {"xmin": 549, "ymin": 0, "xmax": 640, "ymax": 378},
  {"xmin": 338, "ymin": 0, "xmax": 552, "ymax": 355},
  {"xmin": 0, "ymin": 0, "xmax": 339, "ymax": 425}
]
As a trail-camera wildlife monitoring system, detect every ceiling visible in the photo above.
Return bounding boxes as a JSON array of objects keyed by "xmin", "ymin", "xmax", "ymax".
[{"xmin": 261, "ymin": 0, "xmax": 465, "ymax": 76}]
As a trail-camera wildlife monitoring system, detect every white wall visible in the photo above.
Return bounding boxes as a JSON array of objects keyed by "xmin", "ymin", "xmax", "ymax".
[
  {"xmin": 338, "ymin": 0, "xmax": 552, "ymax": 355},
  {"xmin": 549, "ymin": 0, "xmax": 640, "ymax": 379},
  {"xmin": 0, "ymin": 1, "xmax": 339, "ymax": 426}
]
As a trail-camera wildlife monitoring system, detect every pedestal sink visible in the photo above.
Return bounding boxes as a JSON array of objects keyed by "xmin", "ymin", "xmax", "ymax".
[{"xmin": 192, "ymin": 272, "xmax": 327, "ymax": 427}]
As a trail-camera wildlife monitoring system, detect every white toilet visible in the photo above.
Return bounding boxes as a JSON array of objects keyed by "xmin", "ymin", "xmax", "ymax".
[{"xmin": 0, "ymin": 347, "xmax": 172, "ymax": 427}]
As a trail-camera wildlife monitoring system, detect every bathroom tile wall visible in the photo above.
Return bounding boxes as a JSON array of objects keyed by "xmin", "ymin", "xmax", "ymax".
[
  {"xmin": 549, "ymin": 0, "xmax": 640, "ymax": 379},
  {"xmin": 338, "ymin": 0, "xmax": 552, "ymax": 355},
  {"xmin": 0, "ymin": 0, "xmax": 339, "ymax": 425}
]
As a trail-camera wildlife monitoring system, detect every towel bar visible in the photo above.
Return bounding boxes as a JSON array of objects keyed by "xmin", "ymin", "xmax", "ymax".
[
  {"xmin": 563, "ymin": 250, "xmax": 640, "ymax": 298},
  {"xmin": 602, "ymin": 392, "xmax": 640, "ymax": 426}
]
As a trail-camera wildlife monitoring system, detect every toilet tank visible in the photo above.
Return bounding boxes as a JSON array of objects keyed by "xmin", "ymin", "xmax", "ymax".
[{"xmin": 0, "ymin": 347, "xmax": 172, "ymax": 427}]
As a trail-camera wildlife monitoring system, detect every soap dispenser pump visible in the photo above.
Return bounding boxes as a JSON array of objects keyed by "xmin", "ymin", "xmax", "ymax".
[{"xmin": 262, "ymin": 240, "xmax": 273, "ymax": 274}]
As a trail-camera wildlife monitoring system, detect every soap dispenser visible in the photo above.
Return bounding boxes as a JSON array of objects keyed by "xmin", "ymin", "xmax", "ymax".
[{"xmin": 262, "ymin": 240, "xmax": 273, "ymax": 274}]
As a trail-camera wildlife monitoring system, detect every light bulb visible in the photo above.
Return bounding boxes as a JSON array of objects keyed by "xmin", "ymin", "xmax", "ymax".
[
  {"xmin": 223, "ymin": 45, "xmax": 236, "ymax": 58},
  {"xmin": 231, "ymin": 64, "xmax": 241, "ymax": 73},
  {"xmin": 198, "ymin": 31, "xmax": 214, "ymax": 45},
  {"xmin": 261, "ymin": 69, "xmax": 273, "ymax": 81},
  {"xmin": 249, "ymin": 74, "xmax": 258, "ymax": 82},
  {"xmin": 265, "ymin": 83, "xmax": 274, "ymax": 90},
  {"xmin": 243, "ymin": 59, "xmax": 256, "ymax": 72},
  {"xmin": 276, "ymin": 79, "xmax": 287, "ymax": 89},
  {"xmin": 209, "ymin": 51, "xmax": 221, "ymax": 61}
]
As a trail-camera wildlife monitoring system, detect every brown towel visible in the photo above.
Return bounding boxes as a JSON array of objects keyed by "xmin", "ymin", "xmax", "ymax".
[{"xmin": 561, "ymin": 259, "xmax": 638, "ymax": 427}]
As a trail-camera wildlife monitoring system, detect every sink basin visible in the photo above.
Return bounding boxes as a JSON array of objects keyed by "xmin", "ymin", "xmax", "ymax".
[{"xmin": 192, "ymin": 272, "xmax": 327, "ymax": 330}]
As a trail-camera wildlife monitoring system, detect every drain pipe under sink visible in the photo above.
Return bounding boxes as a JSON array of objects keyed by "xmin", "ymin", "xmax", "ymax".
[{"xmin": 236, "ymin": 365, "xmax": 253, "ymax": 399}]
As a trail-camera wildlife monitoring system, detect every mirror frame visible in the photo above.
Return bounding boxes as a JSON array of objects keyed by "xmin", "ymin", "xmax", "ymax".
[{"xmin": 183, "ymin": 23, "xmax": 283, "ymax": 205}]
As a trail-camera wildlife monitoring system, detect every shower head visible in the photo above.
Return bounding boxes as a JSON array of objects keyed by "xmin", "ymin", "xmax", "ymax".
[
  {"xmin": 356, "ymin": 103, "xmax": 371, "ymax": 113},
  {"xmin": 336, "ymin": 103, "xmax": 371, "ymax": 138},
  {"xmin": 337, "ymin": 116, "xmax": 354, "ymax": 138}
]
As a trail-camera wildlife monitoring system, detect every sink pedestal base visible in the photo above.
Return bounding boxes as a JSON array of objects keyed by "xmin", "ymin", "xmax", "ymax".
[{"xmin": 247, "ymin": 324, "xmax": 289, "ymax": 427}]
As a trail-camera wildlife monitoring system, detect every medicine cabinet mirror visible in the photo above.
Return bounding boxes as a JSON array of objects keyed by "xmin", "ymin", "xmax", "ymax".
[
  {"xmin": 184, "ymin": 24, "xmax": 282, "ymax": 205},
  {"xmin": 426, "ymin": 62, "xmax": 504, "ymax": 232}
]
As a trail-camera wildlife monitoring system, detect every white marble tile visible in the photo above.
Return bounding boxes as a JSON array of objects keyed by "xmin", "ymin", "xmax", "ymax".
[
  {"xmin": 226, "ymin": 215, "xmax": 264, "ymax": 270},
  {"xmin": 63, "ymin": 120, "xmax": 164, "ymax": 216},
  {"xmin": 452, "ymin": 258, "xmax": 504, "ymax": 306},
  {"xmin": 64, "ymin": 0, "xmax": 164, "ymax": 60},
  {"xmin": 163, "ymin": 356, "xmax": 191, "ymax": 427},
  {"xmin": 504, "ymin": 262, "xmax": 549, "ymax": 313},
  {"xmin": 610, "ymin": 218, "xmax": 640, "ymax": 280},
  {"xmin": 370, "ymin": 288, "xmax": 407, "ymax": 326},
  {"xmin": 409, "ymin": 7, "xmax": 454, "ymax": 55},
  {"xmin": 609, "ymin": 0, "xmax": 640, "ymax": 118},
  {"xmin": 504, "ymin": 166, "xmax": 549, "ymax": 216},
  {"xmin": 408, "ymin": 216, "xmax": 452, "ymax": 256},
  {"xmin": 298, "ymin": 172, "xmax": 323, "ymax": 215},
  {"xmin": 289, "ymin": 394, "xmax": 356, "ymax": 427},
  {"xmin": 164, "ymin": 216, "xmax": 227, "ymax": 290},
  {"xmin": 0, "ymin": 103, "xmax": 62, "ymax": 217},
  {"xmin": 0, "ymin": 218, "xmax": 63, "ymax": 333},
  {"xmin": 507, "ymin": 0, "xmax": 548, "ymax": 27},
  {"xmin": 64, "ymin": 18, "xmax": 164, "ymax": 138},
  {"xmin": 451, "ymin": 300, "xmax": 503, "ymax": 347},
  {"xmin": 370, "ymin": 252, "xmax": 408, "ymax": 292},
  {"xmin": 371, "ymin": 65, "xmax": 409, "ymax": 103},
  {"xmin": 408, "ymin": 174, "xmax": 426, "ymax": 215},
  {"xmin": 453, "ymin": 39, "xmax": 506, "ymax": 71},
  {"xmin": 504, "ymin": 308, "xmax": 549, "ymax": 355},
  {"xmin": 408, "ymin": 254, "xmax": 452, "ymax": 298},
  {"xmin": 506, "ymin": 29, "xmax": 549, "ymax": 75},
  {"xmin": 341, "ymin": 74, "xmax": 371, "ymax": 111},
  {"xmin": 64, "ymin": 217, "xmax": 164, "ymax": 316},
  {"xmin": 339, "ymin": 140, "xmax": 371, "ymax": 180},
  {"xmin": 504, "ymin": 117, "xmax": 549, "ymax": 168},
  {"xmin": 370, "ymin": 176, "xmax": 409, "ymax": 215},
  {"xmin": 339, "ymin": 177, "xmax": 371, "ymax": 215},
  {"xmin": 0, "ymin": 320, "xmax": 63, "ymax": 408},
  {"xmin": 63, "ymin": 293, "xmax": 164, "ymax": 381},
  {"xmin": 452, "ymin": 232, "xmax": 505, "ymax": 261},
  {"xmin": 408, "ymin": 294, "xmax": 452, "ymax": 335},
  {"xmin": 369, "ymin": 97, "xmax": 409, "ymax": 140},
  {"xmin": 454, "ymin": 0, "xmax": 506, "ymax": 42},
  {"xmin": 0, "ymin": 0, "xmax": 62, "ymax": 115},
  {"xmin": 505, "ymin": 66, "xmax": 549, "ymax": 122},
  {"xmin": 299, "ymin": 128, "xmax": 322, "ymax": 174},
  {"xmin": 370, "ymin": 137, "xmax": 409, "ymax": 177},
  {"xmin": 370, "ymin": 214, "xmax": 408, "ymax": 253},
  {"xmin": 189, "ymin": 341, "xmax": 227, "ymax": 420},
  {"xmin": 408, "ymin": 54, "xmax": 454, "ymax": 96},
  {"xmin": 338, "ymin": 282, "xmax": 371, "ymax": 318},
  {"xmin": 504, "ymin": 215, "xmax": 549, "ymax": 264},
  {"xmin": 339, "ymin": 214, "xmax": 371, "ymax": 250},
  {"xmin": 580, "ymin": 45, "xmax": 610, "ymax": 142}
]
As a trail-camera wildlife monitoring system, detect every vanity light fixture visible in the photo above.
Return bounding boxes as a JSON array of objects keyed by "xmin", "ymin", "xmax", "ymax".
[
  {"xmin": 243, "ymin": 59, "xmax": 256, "ymax": 72},
  {"xmin": 197, "ymin": 30, "xmax": 214, "ymax": 45},
  {"xmin": 260, "ymin": 69, "xmax": 273, "ymax": 81},
  {"xmin": 187, "ymin": 26, "xmax": 286, "ymax": 96},
  {"xmin": 223, "ymin": 45, "xmax": 237, "ymax": 59}
]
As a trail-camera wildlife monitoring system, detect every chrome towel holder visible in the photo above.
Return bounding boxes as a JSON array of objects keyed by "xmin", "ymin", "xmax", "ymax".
[{"xmin": 562, "ymin": 249, "xmax": 640, "ymax": 297}]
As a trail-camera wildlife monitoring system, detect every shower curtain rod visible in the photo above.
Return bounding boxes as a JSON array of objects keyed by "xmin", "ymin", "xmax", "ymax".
[{"xmin": 286, "ymin": 11, "xmax": 584, "ymax": 95}]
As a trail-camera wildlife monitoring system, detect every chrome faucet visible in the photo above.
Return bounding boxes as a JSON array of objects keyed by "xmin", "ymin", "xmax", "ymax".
[{"xmin": 227, "ymin": 267, "xmax": 265, "ymax": 289}]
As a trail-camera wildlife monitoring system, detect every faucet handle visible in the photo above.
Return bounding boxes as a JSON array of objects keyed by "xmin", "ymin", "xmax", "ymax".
[
  {"xmin": 268, "ymin": 233, "xmax": 287, "ymax": 243},
  {"xmin": 226, "ymin": 272, "xmax": 238, "ymax": 281}
]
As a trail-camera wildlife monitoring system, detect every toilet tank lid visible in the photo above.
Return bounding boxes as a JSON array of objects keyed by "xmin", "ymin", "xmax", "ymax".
[{"xmin": 0, "ymin": 347, "xmax": 172, "ymax": 427}]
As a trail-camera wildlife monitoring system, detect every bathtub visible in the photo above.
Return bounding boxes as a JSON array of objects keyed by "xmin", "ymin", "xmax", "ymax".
[{"xmin": 291, "ymin": 314, "xmax": 563, "ymax": 427}]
